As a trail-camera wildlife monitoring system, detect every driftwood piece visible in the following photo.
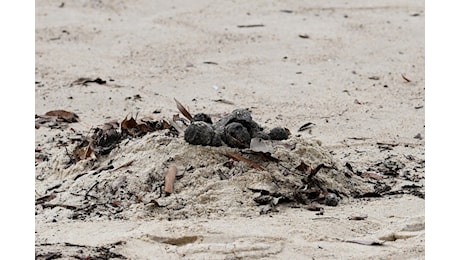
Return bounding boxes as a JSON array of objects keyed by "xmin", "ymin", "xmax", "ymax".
[{"xmin": 164, "ymin": 166, "xmax": 178, "ymax": 195}]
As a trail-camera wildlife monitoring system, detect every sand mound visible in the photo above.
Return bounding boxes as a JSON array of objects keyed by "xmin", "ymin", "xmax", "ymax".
[{"xmin": 35, "ymin": 125, "xmax": 372, "ymax": 221}]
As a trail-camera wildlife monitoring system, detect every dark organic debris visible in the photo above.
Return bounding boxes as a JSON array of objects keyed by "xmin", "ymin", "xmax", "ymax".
[
  {"xmin": 71, "ymin": 115, "xmax": 172, "ymax": 163},
  {"xmin": 368, "ymin": 76, "xmax": 380, "ymax": 80},
  {"xmin": 345, "ymin": 239, "xmax": 384, "ymax": 246},
  {"xmin": 71, "ymin": 77, "xmax": 107, "ymax": 86},
  {"xmin": 401, "ymin": 74, "xmax": 412, "ymax": 82},
  {"xmin": 298, "ymin": 122, "xmax": 315, "ymax": 132},
  {"xmin": 348, "ymin": 214, "xmax": 368, "ymax": 220},
  {"xmin": 375, "ymin": 159, "xmax": 405, "ymax": 176},
  {"xmin": 203, "ymin": 61, "xmax": 218, "ymax": 65},
  {"xmin": 213, "ymin": 98, "xmax": 234, "ymax": 105},
  {"xmin": 237, "ymin": 24, "xmax": 265, "ymax": 28},
  {"xmin": 298, "ymin": 34, "xmax": 310, "ymax": 39}
]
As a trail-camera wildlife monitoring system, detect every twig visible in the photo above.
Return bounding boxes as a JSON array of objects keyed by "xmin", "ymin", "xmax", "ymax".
[{"xmin": 85, "ymin": 181, "xmax": 99, "ymax": 200}]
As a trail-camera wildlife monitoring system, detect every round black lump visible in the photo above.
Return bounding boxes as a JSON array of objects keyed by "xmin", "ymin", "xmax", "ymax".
[
  {"xmin": 223, "ymin": 122, "xmax": 251, "ymax": 148},
  {"xmin": 184, "ymin": 121, "xmax": 217, "ymax": 146},
  {"xmin": 269, "ymin": 127, "xmax": 290, "ymax": 140},
  {"xmin": 192, "ymin": 113, "xmax": 213, "ymax": 124}
]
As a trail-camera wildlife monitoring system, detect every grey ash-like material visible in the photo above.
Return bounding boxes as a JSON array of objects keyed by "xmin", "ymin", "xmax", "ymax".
[{"xmin": 184, "ymin": 109, "xmax": 289, "ymax": 148}]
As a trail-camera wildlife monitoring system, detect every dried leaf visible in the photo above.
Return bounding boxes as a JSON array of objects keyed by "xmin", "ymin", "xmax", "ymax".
[
  {"xmin": 164, "ymin": 165, "xmax": 178, "ymax": 195},
  {"xmin": 44, "ymin": 110, "xmax": 79, "ymax": 123},
  {"xmin": 348, "ymin": 214, "xmax": 368, "ymax": 220},
  {"xmin": 174, "ymin": 98, "xmax": 193, "ymax": 121},
  {"xmin": 298, "ymin": 122, "xmax": 315, "ymax": 132},
  {"xmin": 121, "ymin": 116, "xmax": 138, "ymax": 129},
  {"xmin": 401, "ymin": 74, "xmax": 411, "ymax": 82},
  {"xmin": 298, "ymin": 34, "xmax": 310, "ymax": 39},
  {"xmin": 73, "ymin": 143, "xmax": 93, "ymax": 161},
  {"xmin": 237, "ymin": 24, "xmax": 265, "ymax": 28},
  {"xmin": 71, "ymin": 77, "xmax": 106, "ymax": 86},
  {"xmin": 224, "ymin": 152, "xmax": 264, "ymax": 171},
  {"xmin": 345, "ymin": 239, "xmax": 384, "ymax": 246}
]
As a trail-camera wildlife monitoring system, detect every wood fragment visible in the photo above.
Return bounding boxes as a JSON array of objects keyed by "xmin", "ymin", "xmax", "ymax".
[
  {"xmin": 174, "ymin": 98, "xmax": 193, "ymax": 121},
  {"xmin": 164, "ymin": 166, "xmax": 178, "ymax": 195},
  {"xmin": 224, "ymin": 152, "xmax": 264, "ymax": 171}
]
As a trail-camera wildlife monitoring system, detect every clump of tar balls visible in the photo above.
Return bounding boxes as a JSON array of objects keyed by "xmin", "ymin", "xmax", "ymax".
[{"xmin": 184, "ymin": 108, "xmax": 290, "ymax": 148}]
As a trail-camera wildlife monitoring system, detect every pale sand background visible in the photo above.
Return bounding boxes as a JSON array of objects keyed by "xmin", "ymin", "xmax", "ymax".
[{"xmin": 32, "ymin": 0, "xmax": 429, "ymax": 259}]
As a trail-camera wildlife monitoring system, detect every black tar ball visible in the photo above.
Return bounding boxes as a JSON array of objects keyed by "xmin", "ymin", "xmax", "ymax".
[
  {"xmin": 184, "ymin": 121, "xmax": 216, "ymax": 146},
  {"xmin": 192, "ymin": 113, "xmax": 213, "ymax": 124},
  {"xmin": 223, "ymin": 122, "xmax": 251, "ymax": 148},
  {"xmin": 269, "ymin": 127, "xmax": 290, "ymax": 140}
]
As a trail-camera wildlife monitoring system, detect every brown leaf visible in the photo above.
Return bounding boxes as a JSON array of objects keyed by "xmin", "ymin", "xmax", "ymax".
[
  {"xmin": 121, "ymin": 116, "xmax": 138, "ymax": 129},
  {"xmin": 224, "ymin": 152, "xmax": 264, "ymax": 171},
  {"xmin": 44, "ymin": 110, "xmax": 79, "ymax": 123},
  {"xmin": 174, "ymin": 98, "xmax": 193, "ymax": 121},
  {"xmin": 73, "ymin": 144, "xmax": 93, "ymax": 161}
]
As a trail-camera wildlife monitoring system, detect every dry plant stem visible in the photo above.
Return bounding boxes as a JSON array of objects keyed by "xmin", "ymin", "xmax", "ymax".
[{"xmin": 165, "ymin": 166, "xmax": 178, "ymax": 195}]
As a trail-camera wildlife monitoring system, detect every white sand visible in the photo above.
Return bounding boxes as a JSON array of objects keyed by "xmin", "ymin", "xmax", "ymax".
[{"xmin": 35, "ymin": 0, "xmax": 425, "ymax": 259}]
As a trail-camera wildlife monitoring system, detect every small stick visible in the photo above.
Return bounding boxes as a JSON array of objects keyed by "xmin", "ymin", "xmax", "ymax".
[
  {"xmin": 164, "ymin": 166, "xmax": 178, "ymax": 195},
  {"xmin": 224, "ymin": 152, "xmax": 264, "ymax": 171},
  {"xmin": 112, "ymin": 160, "xmax": 135, "ymax": 172}
]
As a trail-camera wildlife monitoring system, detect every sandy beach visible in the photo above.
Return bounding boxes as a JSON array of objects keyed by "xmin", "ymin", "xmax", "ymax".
[{"xmin": 35, "ymin": 0, "xmax": 425, "ymax": 259}]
